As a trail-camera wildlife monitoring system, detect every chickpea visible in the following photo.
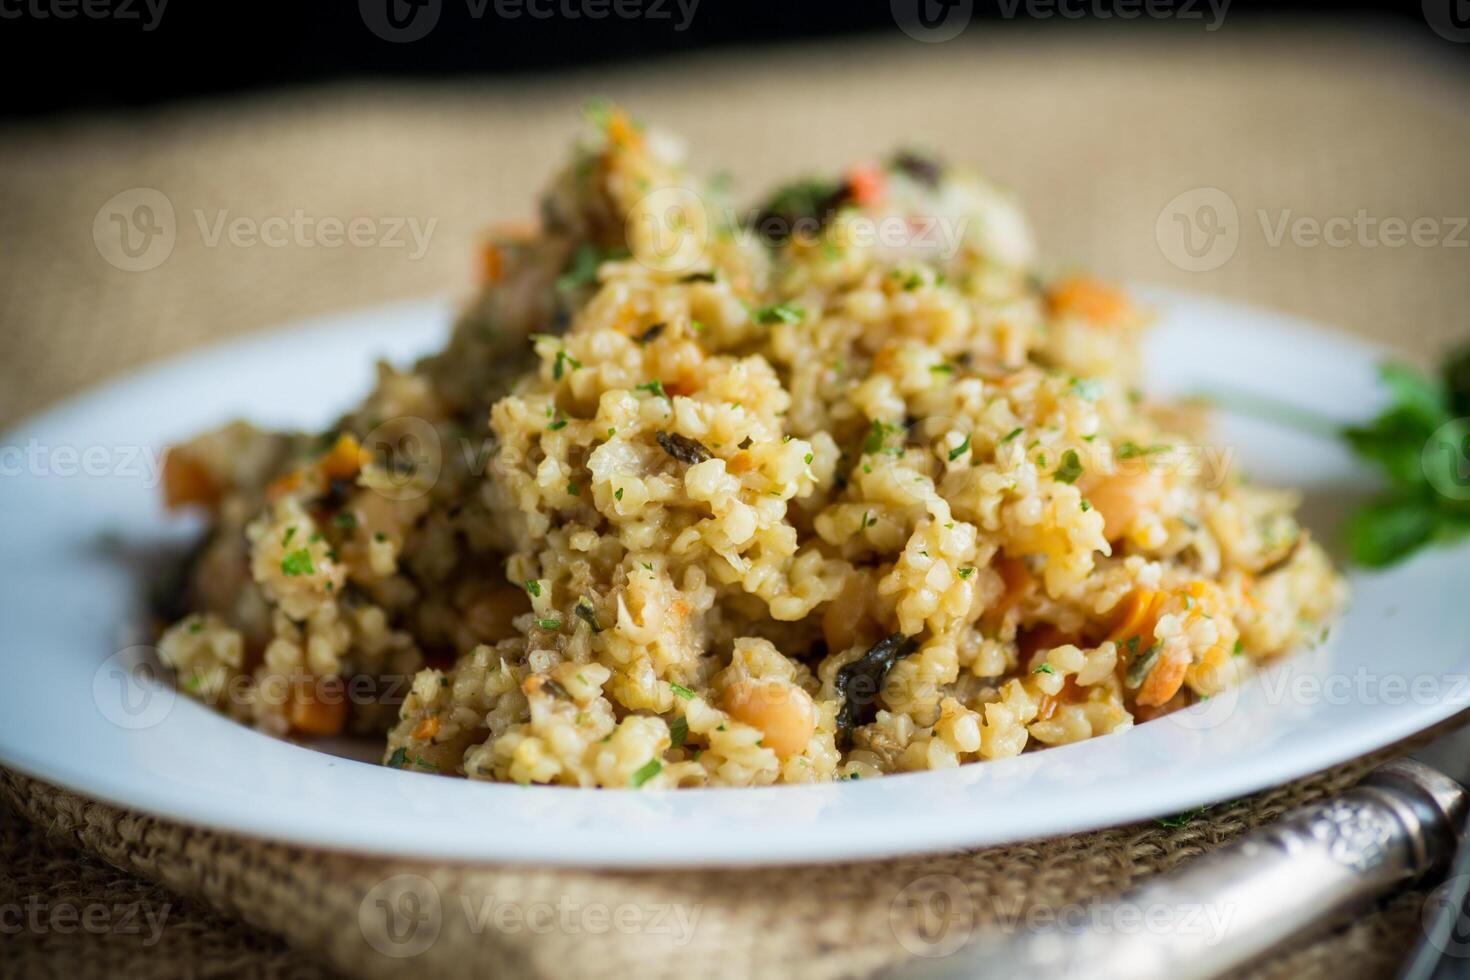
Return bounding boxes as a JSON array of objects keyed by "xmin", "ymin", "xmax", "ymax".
[
  {"xmin": 1085, "ymin": 470, "xmax": 1165, "ymax": 540},
  {"xmin": 720, "ymin": 679, "xmax": 815, "ymax": 758}
]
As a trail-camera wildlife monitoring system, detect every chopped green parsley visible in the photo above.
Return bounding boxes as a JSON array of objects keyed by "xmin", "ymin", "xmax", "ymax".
[
  {"xmin": 280, "ymin": 548, "xmax": 314, "ymax": 577},
  {"xmin": 629, "ymin": 759, "xmax": 662, "ymax": 788}
]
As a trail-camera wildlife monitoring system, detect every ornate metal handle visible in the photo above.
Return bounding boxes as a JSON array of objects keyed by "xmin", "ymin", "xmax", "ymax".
[{"xmin": 896, "ymin": 760, "xmax": 1466, "ymax": 980}]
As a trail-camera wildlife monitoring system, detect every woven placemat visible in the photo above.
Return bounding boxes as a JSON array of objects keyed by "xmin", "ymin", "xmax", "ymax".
[{"xmin": 2, "ymin": 24, "xmax": 1467, "ymax": 979}]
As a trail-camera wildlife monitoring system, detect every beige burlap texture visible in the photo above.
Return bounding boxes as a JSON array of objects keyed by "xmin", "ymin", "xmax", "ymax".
[{"xmin": 1, "ymin": 24, "xmax": 1467, "ymax": 979}]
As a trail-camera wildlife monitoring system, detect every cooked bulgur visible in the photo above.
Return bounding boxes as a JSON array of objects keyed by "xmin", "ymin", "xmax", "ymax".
[{"xmin": 156, "ymin": 107, "xmax": 1345, "ymax": 787}]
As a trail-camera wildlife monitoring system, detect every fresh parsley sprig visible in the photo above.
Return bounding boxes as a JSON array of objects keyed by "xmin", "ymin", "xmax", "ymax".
[{"xmin": 1341, "ymin": 349, "xmax": 1470, "ymax": 567}]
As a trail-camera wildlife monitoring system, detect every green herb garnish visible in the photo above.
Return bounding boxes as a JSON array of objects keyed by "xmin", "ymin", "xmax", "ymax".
[
  {"xmin": 1053, "ymin": 449, "xmax": 1084, "ymax": 484},
  {"xmin": 669, "ymin": 716, "xmax": 689, "ymax": 749},
  {"xmin": 752, "ymin": 302, "xmax": 804, "ymax": 326},
  {"xmin": 555, "ymin": 242, "xmax": 627, "ymax": 295},
  {"xmin": 553, "ymin": 349, "xmax": 582, "ymax": 380},
  {"xmin": 636, "ymin": 379, "xmax": 669, "ymax": 401},
  {"xmin": 1155, "ymin": 805, "xmax": 1211, "ymax": 828},
  {"xmin": 280, "ymin": 548, "xmax": 314, "ymax": 577},
  {"xmin": 1117, "ymin": 440, "xmax": 1169, "ymax": 460},
  {"xmin": 525, "ymin": 579, "xmax": 541, "ymax": 597},
  {"xmin": 629, "ymin": 759, "xmax": 662, "ymax": 788},
  {"xmin": 332, "ymin": 511, "xmax": 358, "ymax": 532},
  {"xmin": 670, "ymin": 683, "xmax": 695, "ymax": 701},
  {"xmin": 948, "ymin": 434, "xmax": 971, "ymax": 462},
  {"xmin": 1340, "ymin": 353, "xmax": 1470, "ymax": 567},
  {"xmin": 1126, "ymin": 641, "xmax": 1163, "ymax": 688}
]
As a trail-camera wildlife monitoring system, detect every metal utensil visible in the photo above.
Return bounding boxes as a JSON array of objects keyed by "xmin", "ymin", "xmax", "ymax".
[{"xmin": 892, "ymin": 725, "xmax": 1470, "ymax": 980}]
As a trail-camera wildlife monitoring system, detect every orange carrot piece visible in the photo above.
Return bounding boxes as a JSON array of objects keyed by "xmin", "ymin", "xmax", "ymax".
[
  {"xmin": 288, "ymin": 683, "xmax": 348, "ymax": 737},
  {"xmin": 481, "ymin": 243, "xmax": 504, "ymax": 284},
  {"xmin": 318, "ymin": 433, "xmax": 364, "ymax": 480},
  {"xmin": 1049, "ymin": 277, "xmax": 1131, "ymax": 327},
  {"xmin": 847, "ymin": 164, "xmax": 885, "ymax": 206},
  {"xmin": 161, "ymin": 450, "xmax": 220, "ymax": 510},
  {"xmin": 1136, "ymin": 652, "xmax": 1189, "ymax": 707}
]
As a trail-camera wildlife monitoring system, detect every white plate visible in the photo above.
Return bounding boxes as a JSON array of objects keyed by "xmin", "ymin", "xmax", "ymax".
[{"xmin": 1, "ymin": 288, "xmax": 1467, "ymax": 868}]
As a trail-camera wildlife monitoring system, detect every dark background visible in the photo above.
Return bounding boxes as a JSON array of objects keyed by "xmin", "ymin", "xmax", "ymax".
[{"xmin": 1, "ymin": 0, "xmax": 1462, "ymax": 119}]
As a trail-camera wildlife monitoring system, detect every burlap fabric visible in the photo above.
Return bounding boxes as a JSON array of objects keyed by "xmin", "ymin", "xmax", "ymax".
[{"xmin": 1, "ymin": 24, "xmax": 1467, "ymax": 979}]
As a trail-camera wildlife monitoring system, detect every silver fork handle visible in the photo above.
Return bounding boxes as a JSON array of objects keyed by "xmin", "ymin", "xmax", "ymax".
[{"xmin": 897, "ymin": 760, "xmax": 1466, "ymax": 980}]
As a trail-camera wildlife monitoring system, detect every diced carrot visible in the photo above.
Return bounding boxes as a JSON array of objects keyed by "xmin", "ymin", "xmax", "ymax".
[
  {"xmin": 481, "ymin": 243, "xmax": 504, "ymax": 284},
  {"xmin": 1136, "ymin": 652, "xmax": 1189, "ymax": 707},
  {"xmin": 412, "ymin": 716, "xmax": 441, "ymax": 741},
  {"xmin": 1036, "ymin": 677, "xmax": 1083, "ymax": 721},
  {"xmin": 161, "ymin": 450, "xmax": 220, "ymax": 510},
  {"xmin": 288, "ymin": 681, "xmax": 347, "ymax": 737},
  {"xmin": 319, "ymin": 433, "xmax": 365, "ymax": 481},
  {"xmin": 663, "ymin": 373, "xmax": 698, "ymax": 398},
  {"xmin": 846, "ymin": 164, "xmax": 885, "ymax": 207},
  {"xmin": 1049, "ymin": 277, "xmax": 1132, "ymax": 327},
  {"xmin": 728, "ymin": 452, "xmax": 755, "ymax": 475},
  {"xmin": 1107, "ymin": 589, "xmax": 1160, "ymax": 643},
  {"xmin": 606, "ymin": 110, "xmax": 642, "ymax": 150},
  {"xmin": 266, "ymin": 469, "xmax": 323, "ymax": 502},
  {"xmin": 994, "ymin": 555, "xmax": 1034, "ymax": 615}
]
